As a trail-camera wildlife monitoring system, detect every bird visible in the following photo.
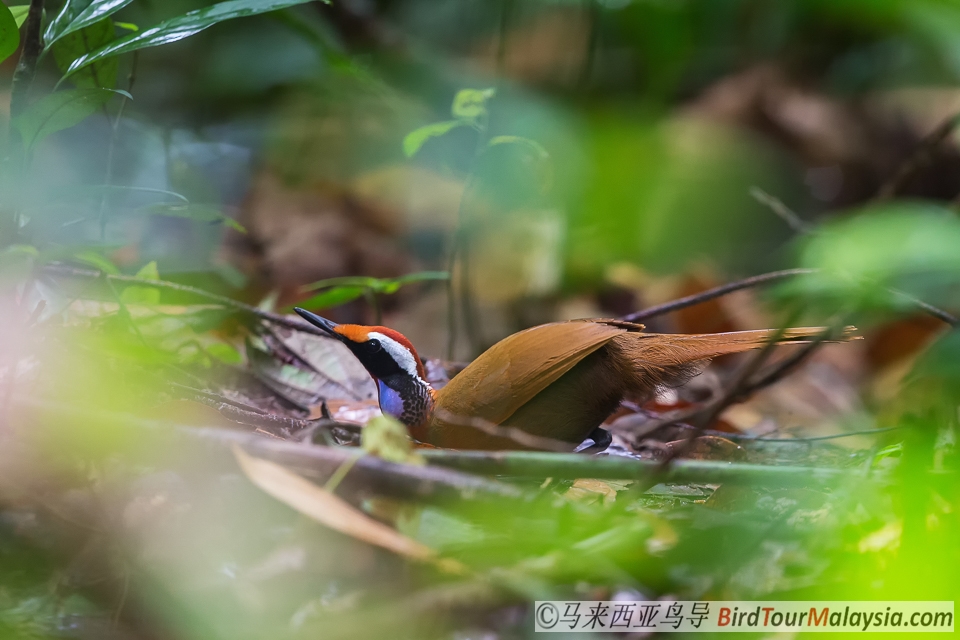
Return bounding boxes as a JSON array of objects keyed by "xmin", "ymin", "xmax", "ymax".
[{"xmin": 294, "ymin": 308, "xmax": 851, "ymax": 451}]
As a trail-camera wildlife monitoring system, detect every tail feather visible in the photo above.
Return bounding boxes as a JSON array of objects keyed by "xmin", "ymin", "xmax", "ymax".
[{"xmin": 609, "ymin": 325, "xmax": 858, "ymax": 398}]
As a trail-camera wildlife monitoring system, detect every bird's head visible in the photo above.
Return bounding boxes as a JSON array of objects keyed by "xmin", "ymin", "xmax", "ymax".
[{"xmin": 293, "ymin": 307, "xmax": 427, "ymax": 385}]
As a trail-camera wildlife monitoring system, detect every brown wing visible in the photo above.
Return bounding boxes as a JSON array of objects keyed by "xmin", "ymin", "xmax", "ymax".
[{"xmin": 434, "ymin": 320, "xmax": 637, "ymax": 427}]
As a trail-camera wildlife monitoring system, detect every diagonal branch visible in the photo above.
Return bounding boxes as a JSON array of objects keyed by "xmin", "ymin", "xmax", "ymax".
[{"xmin": 9, "ymin": 0, "xmax": 44, "ymax": 119}]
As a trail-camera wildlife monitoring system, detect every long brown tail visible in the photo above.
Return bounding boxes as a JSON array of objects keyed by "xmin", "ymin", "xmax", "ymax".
[{"xmin": 609, "ymin": 326, "xmax": 858, "ymax": 397}]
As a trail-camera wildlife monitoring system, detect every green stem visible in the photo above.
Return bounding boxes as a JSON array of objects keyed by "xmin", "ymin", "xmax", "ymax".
[{"xmin": 420, "ymin": 450, "xmax": 866, "ymax": 486}]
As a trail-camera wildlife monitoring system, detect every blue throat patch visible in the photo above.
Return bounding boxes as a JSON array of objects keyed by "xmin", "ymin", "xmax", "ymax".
[{"xmin": 377, "ymin": 379, "xmax": 405, "ymax": 421}]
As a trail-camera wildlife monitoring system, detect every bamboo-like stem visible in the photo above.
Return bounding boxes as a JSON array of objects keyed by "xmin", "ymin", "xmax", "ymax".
[
  {"xmin": 420, "ymin": 450, "xmax": 861, "ymax": 486},
  {"xmin": 17, "ymin": 399, "xmax": 527, "ymax": 502}
]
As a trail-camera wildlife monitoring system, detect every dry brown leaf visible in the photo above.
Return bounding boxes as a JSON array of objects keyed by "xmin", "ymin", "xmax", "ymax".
[
  {"xmin": 564, "ymin": 479, "xmax": 632, "ymax": 506},
  {"xmin": 326, "ymin": 399, "xmax": 382, "ymax": 425},
  {"xmin": 233, "ymin": 445, "xmax": 437, "ymax": 562}
]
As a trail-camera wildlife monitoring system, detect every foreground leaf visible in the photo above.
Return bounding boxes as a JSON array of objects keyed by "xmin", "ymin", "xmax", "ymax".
[
  {"xmin": 141, "ymin": 203, "xmax": 246, "ymax": 233},
  {"xmin": 52, "ymin": 18, "xmax": 118, "ymax": 88},
  {"xmin": 10, "ymin": 5, "xmax": 29, "ymax": 29},
  {"xmin": 362, "ymin": 415, "xmax": 424, "ymax": 466},
  {"xmin": 13, "ymin": 88, "xmax": 128, "ymax": 151},
  {"xmin": 45, "ymin": 0, "xmax": 133, "ymax": 48},
  {"xmin": 0, "ymin": 4, "xmax": 20, "ymax": 64},
  {"xmin": 233, "ymin": 446, "xmax": 437, "ymax": 561},
  {"xmin": 62, "ymin": 0, "xmax": 321, "ymax": 81},
  {"xmin": 451, "ymin": 87, "xmax": 495, "ymax": 120},
  {"xmin": 402, "ymin": 120, "xmax": 465, "ymax": 157},
  {"xmin": 120, "ymin": 261, "xmax": 161, "ymax": 305},
  {"xmin": 297, "ymin": 285, "xmax": 367, "ymax": 311}
]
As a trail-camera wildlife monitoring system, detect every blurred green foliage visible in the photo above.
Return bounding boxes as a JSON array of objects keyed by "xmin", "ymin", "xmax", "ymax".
[{"xmin": 1, "ymin": 0, "xmax": 959, "ymax": 638}]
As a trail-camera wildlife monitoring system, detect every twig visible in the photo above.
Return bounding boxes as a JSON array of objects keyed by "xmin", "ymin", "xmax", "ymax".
[
  {"xmin": 432, "ymin": 407, "xmax": 575, "ymax": 453},
  {"xmin": 651, "ymin": 328, "xmax": 786, "ymax": 472},
  {"xmin": 876, "ymin": 112, "xmax": 960, "ymax": 201},
  {"xmin": 9, "ymin": 0, "xmax": 43, "ymax": 119},
  {"xmin": 738, "ymin": 330, "xmax": 829, "ymax": 397},
  {"xmin": 42, "ymin": 264, "xmax": 332, "ymax": 336},
  {"xmin": 612, "ymin": 328, "xmax": 834, "ymax": 446},
  {"xmin": 98, "ymin": 51, "xmax": 140, "ymax": 239},
  {"xmin": 620, "ymin": 268, "xmax": 957, "ymax": 326},
  {"xmin": 888, "ymin": 287, "xmax": 959, "ymax": 326},
  {"xmin": 750, "ymin": 187, "xmax": 813, "ymax": 234},
  {"xmin": 621, "ymin": 269, "xmax": 816, "ymax": 323},
  {"xmin": 718, "ymin": 425, "xmax": 902, "ymax": 443},
  {"xmin": 636, "ymin": 423, "xmax": 902, "ymax": 443}
]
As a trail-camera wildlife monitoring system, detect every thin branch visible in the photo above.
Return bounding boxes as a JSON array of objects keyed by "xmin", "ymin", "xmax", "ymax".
[
  {"xmin": 738, "ymin": 330, "xmax": 829, "ymax": 397},
  {"xmin": 650, "ymin": 328, "xmax": 786, "ymax": 472},
  {"xmin": 620, "ymin": 268, "xmax": 957, "ymax": 326},
  {"xmin": 42, "ymin": 264, "xmax": 331, "ymax": 336},
  {"xmin": 888, "ymin": 287, "xmax": 959, "ymax": 326},
  {"xmin": 712, "ymin": 425, "xmax": 902, "ymax": 443},
  {"xmin": 9, "ymin": 0, "xmax": 44, "ymax": 119},
  {"xmin": 98, "ymin": 51, "xmax": 140, "ymax": 239},
  {"xmin": 611, "ymin": 328, "xmax": 834, "ymax": 447},
  {"xmin": 621, "ymin": 269, "xmax": 815, "ymax": 323},
  {"xmin": 876, "ymin": 112, "xmax": 960, "ymax": 201},
  {"xmin": 750, "ymin": 187, "xmax": 813, "ymax": 234}
]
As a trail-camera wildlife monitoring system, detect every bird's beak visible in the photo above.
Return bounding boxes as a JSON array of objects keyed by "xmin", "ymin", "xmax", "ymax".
[{"xmin": 294, "ymin": 307, "xmax": 342, "ymax": 340}]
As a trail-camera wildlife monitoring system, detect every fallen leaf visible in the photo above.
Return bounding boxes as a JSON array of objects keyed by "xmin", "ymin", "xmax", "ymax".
[
  {"xmin": 564, "ymin": 478, "xmax": 632, "ymax": 506},
  {"xmin": 233, "ymin": 445, "xmax": 439, "ymax": 563},
  {"xmin": 327, "ymin": 399, "xmax": 382, "ymax": 425}
]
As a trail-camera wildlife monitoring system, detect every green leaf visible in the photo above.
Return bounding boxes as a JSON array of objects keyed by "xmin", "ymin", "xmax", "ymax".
[
  {"xmin": 451, "ymin": 88, "xmax": 495, "ymax": 120},
  {"xmin": 782, "ymin": 204, "xmax": 960, "ymax": 316},
  {"xmin": 52, "ymin": 18, "xmax": 118, "ymax": 88},
  {"xmin": 302, "ymin": 275, "xmax": 380, "ymax": 292},
  {"xmin": 381, "ymin": 270, "xmax": 450, "ymax": 293},
  {"xmin": 45, "ymin": 0, "xmax": 134, "ymax": 47},
  {"xmin": 296, "ymin": 286, "xmax": 367, "ymax": 311},
  {"xmin": 9, "ymin": 5, "xmax": 29, "ymax": 29},
  {"xmin": 141, "ymin": 204, "xmax": 247, "ymax": 233},
  {"xmin": 303, "ymin": 272, "xmax": 449, "ymax": 296},
  {"xmin": 402, "ymin": 120, "xmax": 465, "ymax": 157},
  {"xmin": 121, "ymin": 261, "xmax": 161, "ymax": 305},
  {"xmin": 113, "ymin": 21, "xmax": 137, "ymax": 32},
  {"xmin": 0, "ymin": 4, "xmax": 20, "ymax": 64},
  {"xmin": 133, "ymin": 260, "xmax": 159, "ymax": 280},
  {"xmin": 73, "ymin": 250, "xmax": 119, "ymax": 274},
  {"xmin": 62, "ymin": 0, "xmax": 322, "ymax": 82},
  {"xmin": 13, "ymin": 88, "xmax": 128, "ymax": 152},
  {"xmin": 362, "ymin": 415, "xmax": 424, "ymax": 466}
]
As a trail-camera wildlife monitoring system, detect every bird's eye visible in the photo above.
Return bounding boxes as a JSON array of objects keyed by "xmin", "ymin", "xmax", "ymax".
[{"xmin": 368, "ymin": 339, "xmax": 382, "ymax": 352}]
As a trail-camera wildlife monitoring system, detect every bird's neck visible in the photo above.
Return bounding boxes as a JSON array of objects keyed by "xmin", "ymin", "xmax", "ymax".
[{"xmin": 376, "ymin": 373, "xmax": 435, "ymax": 431}]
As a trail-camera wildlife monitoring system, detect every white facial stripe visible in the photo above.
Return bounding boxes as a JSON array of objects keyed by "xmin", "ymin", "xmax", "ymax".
[{"xmin": 368, "ymin": 332, "xmax": 419, "ymax": 378}]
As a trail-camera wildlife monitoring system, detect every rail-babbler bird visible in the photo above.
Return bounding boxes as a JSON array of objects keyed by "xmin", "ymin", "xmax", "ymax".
[{"xmin": 294, "ymin": 309, "xmax": 851, "ymax": 450}]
